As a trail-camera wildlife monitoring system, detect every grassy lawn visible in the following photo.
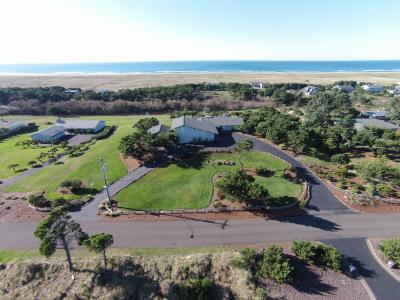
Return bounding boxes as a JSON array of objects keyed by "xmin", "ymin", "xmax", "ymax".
[
  {"xmin": 116, "ymin": 151, "xmax": 301, "ymax": 210},
  {"xmin": 4, "ymin": 115, "xmax": 170, "ymax": 200}
]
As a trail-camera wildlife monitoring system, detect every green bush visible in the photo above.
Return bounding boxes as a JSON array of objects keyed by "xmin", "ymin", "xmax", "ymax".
[
  {"xmin": 376, "ymin": 183, "xmax": 391, "ymax": 197},
  {"xmin": 178, "ymin": 278, "xmax": 214, "ymax": 300},
  {"xmin": 255, "ymin": 167, "xmax": 273, "ymax": 177},
  {"xmin": 291, "ymin": 240, "xmax": 315, "ymax": 262},
  {"xmin": 331, "ymin": 153, "xmax": 350, "ymax": 165},
  {"xmin": 314, "ymin": 244, "xmax": 342, "ymax": 272},
  {"xmin": 257, "ymin": 245, "xmax": 294, "ymax": 283},
  {"xmin": 240, "ymin": 248, "xmax": 258, "ymax": 272},
  {"xmin": 379, "ymin": 238, "xmax": 400, "ymax": 265},
  {"xmin": 28, "ymin": 194, "xmax": 52, "ymax": 208}
]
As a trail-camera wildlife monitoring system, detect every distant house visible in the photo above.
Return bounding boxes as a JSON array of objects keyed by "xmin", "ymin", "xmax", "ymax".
[
  {"xmin": 387, "ymin": 86, "xmax": 400, "ymax": 95},
  {"xmin": 0, "ymin": 119, "xmax": 29, "ymax": 134},
  {"xmin": 302, "ymin": 86, "xmax": 319, "ymax": 96},
  {"xmin": 361, "ymin": 84, "xmax": 383, "ymax": 93},
  {"xmin": 200, "ymin": 115, "xmax": 244, "ymax": 132},
  {"xmin": 332, "ymin": 85, "xmax": 355, "ymax": 93},
  {"xmin": 147, "ymin": 124, "xmax": 170, "ymax": 135},
  {"xmin": 56, "ymin": 119, "xmax": 105, "ymax": 133},
  {"xmin": 358, "ymin": 111, "xmax": 388, "ymax": 120},
  {"xmin": 171, "ymin": 116, "xmax": 218, "ymax": 144},
  {"xmin": 250, "ymin": 82, "xmax": 264, "ymax": 89},
  {"xmin": 31, "ymin": 126, "xmax": 65, "ymax": 143},
  {"xmin": 64, "ymin": 89, "xmax": 80, "ymax": 97},
  {"xmin": 354, "ymin": 118, "xmax": 400, "ymax": 132}
]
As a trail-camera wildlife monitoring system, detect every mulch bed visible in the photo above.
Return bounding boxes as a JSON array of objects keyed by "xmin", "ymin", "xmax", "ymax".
[{"xmin": 0, "ymin": 193, "xmax": 47, "ymax": 222}]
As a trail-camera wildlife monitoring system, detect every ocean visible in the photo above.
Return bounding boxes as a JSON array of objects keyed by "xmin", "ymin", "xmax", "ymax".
[{"xmin": 0, "ymin": 60, "xmax": 400, "ymax": 75}]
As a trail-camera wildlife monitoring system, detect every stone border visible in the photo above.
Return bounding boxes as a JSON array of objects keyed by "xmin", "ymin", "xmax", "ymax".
[{"xmin": 366, "ymin": 238, "xmax": 400, "ymax": 283}]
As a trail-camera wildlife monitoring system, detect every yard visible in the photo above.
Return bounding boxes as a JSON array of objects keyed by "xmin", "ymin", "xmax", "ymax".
[
  {"xmin": 4, "ymin": 115, "xmax": 171, "ymax": 200},
  {"xmin": 115, "ymin": 151, "xmax": 302, "ymax": 211}
]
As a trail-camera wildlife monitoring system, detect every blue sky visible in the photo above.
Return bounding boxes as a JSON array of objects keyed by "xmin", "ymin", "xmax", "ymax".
[{"xmin": 0, "ymin": 0, "xmax": 399, "ymax": 63}]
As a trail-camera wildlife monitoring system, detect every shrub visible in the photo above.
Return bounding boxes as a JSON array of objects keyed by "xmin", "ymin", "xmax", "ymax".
[
  {"xmin": 52, "ymin": 197, "xmax": 67, "ymax": 208},
  {"xmin": 60, "ymin": 180, "xmax": 83, "ymax": 193},
  {"xmin": 240, "ymin": 248, "xmax": 258, "ymax": 272},
  {"xmin": 28, "ymin": 194, "xmax": 51, "ymax": 208},
  {"xmin": 292, "ymin": 240, "xmax": 315, "ymax": 262},
  {"xmin": 257, "ymin": 245, "xmax": 294, "ymax": 283},
  {"xmin": 376, "ymin": 183, "xmax": 391, "ymax": 197},
  {"xmin": 178, "ymin": 278, "xmax": 214, "ymax": 300},
  {"xmin": 314, "ymin": 244, "xmax": 342, "ymax": 272},
  {"xmin": 331, "ymin": 153, "xmax": 350, "ymax": 165},
  {"xmin": 379, "ymin": 238, "xmax": 400, "ymax": 265},
  {"xmin": 93, "ymin": 126, "xmax": 117, "ymax": 140},
  {"xmin": 255, "ymin": 167, "xmax": 273, "ymax": 177}
]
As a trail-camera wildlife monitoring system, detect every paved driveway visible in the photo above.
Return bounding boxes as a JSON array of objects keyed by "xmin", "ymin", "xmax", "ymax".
[{"xmin": 67, "ymin": 134, "xmax": 93, "ymax": 146}]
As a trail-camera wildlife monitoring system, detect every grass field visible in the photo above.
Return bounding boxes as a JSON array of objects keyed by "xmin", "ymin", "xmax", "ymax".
[
  {"xmin": 116, "ymin": 151, "xmax": 301, "ymax": 210},
  {"xmin": 4, "ymin": 115, "xmax": 170, "ymax": 199}
]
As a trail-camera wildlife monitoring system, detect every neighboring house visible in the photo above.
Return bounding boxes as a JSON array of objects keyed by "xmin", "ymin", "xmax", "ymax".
[
  {"xmin": 200, "ymin": 116, "xmax": 244, "ymax": 132},
  {"xmin": 250, "ymin": 82, "xmax": 264, "ymax": 89},
  {"xmin": 332, "ymin": 85, "xmax": 355, "ymax": 93},
  {"xmin": 31, "ymin": 126, "xmax": 65, "ymax": 143},
  {"xmin": 361, "ymin": 84, "xmax": 383, "ymax": 93},
  {"xmin": 354, "ymin": 118, "xmax": 400, "ymax": 132},
  {"xmin": 387, "ymin": 86, "xmax": 400, "ymax": 95},
  {"xmin": 302, "ymin": 86, "xmax": 319, "ymax": 96},
  {"xmin": 0, "ymin": 119, "xmax": 29, "ymax": 133},
  {"xmin": 56, "ymin": 119, "xmax": 105, "ymax": 133},
  {"xmin": 171, "ymin": 116, "xmax": 218, "ymax": 144},
  {"xmin": 64, "ymin": 89, "xmax": 80, "ymax": 97},
  {"xmin": 358, "ymin": 111, "xmax": 388, "ymax": 120},
  {"xmin": 147, "ymin": 124, "xmax": 170, "ymax": 135}
]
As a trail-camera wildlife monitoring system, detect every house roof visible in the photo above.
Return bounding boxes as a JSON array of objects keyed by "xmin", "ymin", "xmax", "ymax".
[
  {"xmin": 32, "ymin": 126, "xmax": 65, "ymax": 137},
  {"xmin": 171, "ymin": 116, "xmax": 218, "ymax": 134},
  {"xmin": 147, "ymin": 124, "xmax": 170, "ymax": 135},
  {"xmin": 332, "ymin": 85, "xmax": 354, "ymax": 93},
  {"xmin": 355, "ymin": 118, "xmax": 400, "ymax": 130},
  {"xmin": 56, "ymin": 119, "xmax": 104, "ymax": 130},
  {"xmin": 0, "ymin": 119, "xmax": 26, "ymax": 129},
  {"xmin": 201, "ymin": 116, "xmax": 244, "ymax": 127}
]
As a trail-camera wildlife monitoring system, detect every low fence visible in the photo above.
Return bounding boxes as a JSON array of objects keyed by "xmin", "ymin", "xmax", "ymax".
[{"xmin": 326, "ymin": 180, "xmax": 400, "ymax": 205}]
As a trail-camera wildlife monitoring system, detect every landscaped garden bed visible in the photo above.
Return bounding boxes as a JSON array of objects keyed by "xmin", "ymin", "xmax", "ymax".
[{"xmin": 115, "ymin": 151, "xmax": 302, "ymax": 211}]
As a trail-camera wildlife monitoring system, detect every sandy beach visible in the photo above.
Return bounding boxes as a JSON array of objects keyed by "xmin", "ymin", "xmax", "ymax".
[{"xmin": 0, "ymin": 72, "xmax": 399, "ymax": 90}]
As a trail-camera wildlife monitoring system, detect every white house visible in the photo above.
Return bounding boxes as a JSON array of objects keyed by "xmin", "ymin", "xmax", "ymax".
[
  {"xmin": 31, "ymin": 126, "xmax": 65, "ymax": 143},
  {"xmin": 0, "ymin": 119, "xmax": 29, "ymax": 134},
  {"xmin": 200, "ymin": 116, "xmax": 244, "ymax": 132},
  {"xmin": 332, "ymin": 85, "xmax": 355, "ymax": 93},
  {"xmin": 302, "ymin": 86, "xmax": 319, "ymax": 96},
  {"xmin": 56, "ymin": 119, "xmax": 105, "ymax": 133},
  {"xmin": 171, "ymin": 116, "xmax": 218, "ymax": 144},
  {"xmin": 250, "ymin": 82, "xmax": 264, "ymax": 89},
  {"xmin": 361, "ymin": 84, "xmax": 383, "ymax": 93}
]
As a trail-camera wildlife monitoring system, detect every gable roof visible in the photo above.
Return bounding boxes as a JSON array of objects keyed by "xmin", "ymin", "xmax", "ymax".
[
  {"xmin": 201, "ymin": 116, "xmax": 244, "ymax": 127},
  {"xmin": 355, "ymin": 118, "xmax": 400, "ymax": 131},
  {"xmin": 0, "ymin": 119, "xmax": 26, "ymax": 129},
  {"xmin": 32, "ymin": 126, "xmax": 65, "ymax": 137},
  {"xmin": 56, "ymin": 119, "xmax": 103, "ymax": 130},
  {"xmin": 171, "ymin": 116, "xmax": 218, "ymax": 134},
  {"xmin": 147, "ymin": 124, "xmax": 170, "ymax": 135}
]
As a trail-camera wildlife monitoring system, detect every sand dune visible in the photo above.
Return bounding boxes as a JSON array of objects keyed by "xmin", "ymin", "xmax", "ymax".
[{"xmin": 0, "ymin": 72, "xmax": 399, "ymax": 90}]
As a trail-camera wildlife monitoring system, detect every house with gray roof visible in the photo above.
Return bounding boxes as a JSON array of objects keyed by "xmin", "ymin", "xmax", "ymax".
[
  {"xmin": 361, "ymin": 84, "xmax": 383, "ymax": 93},
  {"xmin": 302, "ymin": 86, "xmax": 319, "ymax": 96},
  {"xmin": 0, "ymin": 119, "xmax": 29, "ymax": 134},
  {"xmin": 358, "ymin": 111, "xmax": 388, "ymax": 120},
  {"xmin": 31, "ymin": 126, "xmax": 65, "ymax": 143},
  {"xmin": 171, "ymin": 116, "xmax": 218, "ymax": 144},
  {"xmin": 354, "ymin": 118, "xmax": 400, "ymax": 132},
  {"xmin": 200, "ymin": 116, "xmax": 244, "ymax": 132},
  {"xmin": 332, "ymin": 85, "xmax": 355, "ymax": 93},
  {"xmin": 56, "ymin": 119, "xmax": 105, "ymax": 133},
  {"xmin": 147, "ymin": 124, "xmax": 170, "ymax": 135}
]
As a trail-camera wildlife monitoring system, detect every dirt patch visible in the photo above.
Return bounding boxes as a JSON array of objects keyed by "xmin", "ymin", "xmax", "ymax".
[
  {"xmin": 0, "ymin": 193, "xmax": 47, "ymax": 222},
  {"xmin": 369, "ymin": 238, "xmax": 400, "ymax": 279},
  {"xmin": 120, "ymin": 154, "xmax": 141, "ymax": 172}
]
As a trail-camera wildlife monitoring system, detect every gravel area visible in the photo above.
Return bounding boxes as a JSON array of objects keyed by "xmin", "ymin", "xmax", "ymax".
[{"xmin": 0, "ymin": 193, "xmax": 46, "ymax": 222}]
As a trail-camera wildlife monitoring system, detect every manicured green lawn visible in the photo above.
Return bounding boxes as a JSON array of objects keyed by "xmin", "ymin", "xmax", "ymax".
[
  {"xmin": 116, "ymin": 151, "xmax": 301, "ymax": 210},
  {"xmin": 5, "ymin": 115, "xmax": 170, "ymax": 199}
]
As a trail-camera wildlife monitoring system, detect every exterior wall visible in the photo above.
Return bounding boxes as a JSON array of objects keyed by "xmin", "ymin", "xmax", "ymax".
[
  {"xmin": 32, "ymin": 131, "xmax": 65, "ymax": 143},
  {"xmin": 175, "ymin": 125, "xmax": 215, "ymax": 143},
  {"xmin": 93, "ymin": 121, "xmax": 106, "ymax": 133},
  {"xmin": 218, "ymin": 125, "xmax": 234, "ymax": 132}
]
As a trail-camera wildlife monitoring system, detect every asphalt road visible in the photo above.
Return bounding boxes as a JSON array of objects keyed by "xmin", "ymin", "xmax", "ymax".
[{"xmin": 325, "ymin": 238, "xmax": 400, "ymax": 300}]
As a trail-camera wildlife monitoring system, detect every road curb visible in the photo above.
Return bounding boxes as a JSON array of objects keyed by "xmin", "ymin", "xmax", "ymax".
[
  {"xmin": 360, "ymin": 277, "xmax": 377, "ymax": 300},
  {"xmin": 366, "ymin": 238, "xmax": 400, "ymax": 283}
]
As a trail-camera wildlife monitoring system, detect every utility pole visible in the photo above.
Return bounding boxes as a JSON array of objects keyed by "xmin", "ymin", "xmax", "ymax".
[{"xmin": 99, "ymin": 158, "xmax": 111, "ymax": 207}]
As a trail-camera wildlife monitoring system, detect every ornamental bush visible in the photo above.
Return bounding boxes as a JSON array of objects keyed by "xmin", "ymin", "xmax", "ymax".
[
  {"xmin": 314, "ymin": 244, "xmax": 342, "ymax": 272},
  {"xmin": 379, "ymin": 238, "xmax": 400, "ymax": 265},
  {"xmin": 257, "ymin": 245, "xmax": 294, "ymax": 283},
  {"xmin": 291, "ymin": 240, "xmax": 315, "ymax": 262}
]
